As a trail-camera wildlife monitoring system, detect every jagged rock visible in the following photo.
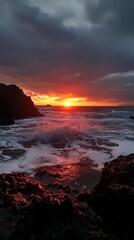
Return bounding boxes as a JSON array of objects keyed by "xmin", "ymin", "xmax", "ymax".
[
  {"xmin": 0, "ymin": 173, "xmax": 47, "ymax": 239},
  {"xmin": 0, "ymin": 83, "xmax": 43, "ymax": 125},
  {"xmin": 0, "ymin": 154, "xmax": 134, "ymax": 239},
  {"xmin": 0, "ymin": 173, "xmax": 113, "ymax": 240},
  {"xmin": 88, "ymin": 154, "xmax": 134, "ymax": 240}
]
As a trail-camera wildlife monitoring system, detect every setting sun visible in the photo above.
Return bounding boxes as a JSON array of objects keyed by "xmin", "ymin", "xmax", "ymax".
[{"xmin": 65, "ymin": 100, "xmax": 71, "ymax": 107}]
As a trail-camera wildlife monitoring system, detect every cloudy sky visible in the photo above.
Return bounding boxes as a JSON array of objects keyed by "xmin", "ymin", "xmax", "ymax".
[{"xmin": 0, "ymin": 0, "xmax": 134, "ymax": 105}]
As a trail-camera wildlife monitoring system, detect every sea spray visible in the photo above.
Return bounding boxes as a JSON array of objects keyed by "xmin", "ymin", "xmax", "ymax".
[{"xmin": 0, "ymin": 106, "xmax": 134, "ymax": 174}]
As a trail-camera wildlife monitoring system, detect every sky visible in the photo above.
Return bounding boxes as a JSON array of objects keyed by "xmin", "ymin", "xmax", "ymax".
[{"xmin": 0, "ymin": 0, "xmax": 134, "ymax": 106}]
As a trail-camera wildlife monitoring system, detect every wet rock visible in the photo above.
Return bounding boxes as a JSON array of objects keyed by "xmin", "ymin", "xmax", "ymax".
[
  {"xmin": 0, "ymin": 173, "xmax": 47, "ymax": 206},
  {"xmin": 0, "ymin": 173, "xmax": 47, "ymax": 239},
  {"xmin": 0, "ymin": 83, "xmax": 43, "ymax": 125},
  {"xmin": 0, "ymin": 173, "xmax": 112, "ymax": 240},
  {"xmin": 35, "ymin": 163, "xmax": 101, "ymax": 192},
  {"xmin": 13, "ymin": 196, "xmax": 110, "ymax": 240},
  {"xmin": 46, "ymin": 182, "xmax": 79, "ymax": 196},
  {"xmin": 18, "ymin": 139, "xmax": 37, "ymax": 148},
  {"xmin": 2, "ymin": 149, "xmax": 26, "ymax": 159},
  {"xmin": 0, "ymin": 154, "xmax": 133, "ymax": 239},
  {"xmin": 89, "ymin": 154, "xmax": 134, "ymax": 240}
]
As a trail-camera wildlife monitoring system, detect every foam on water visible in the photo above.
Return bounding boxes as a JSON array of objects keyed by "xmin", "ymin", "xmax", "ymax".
[
  {"xmin": 33, "ymin": 125, "xmax": 79, "ymax": 144},
  {"xmin": 0, "ymin": 106, "xmax": 134, "ymax": 174},
  {"xmin": 112, "ymin": 139, "xmax": 134, "ymax": 157}
]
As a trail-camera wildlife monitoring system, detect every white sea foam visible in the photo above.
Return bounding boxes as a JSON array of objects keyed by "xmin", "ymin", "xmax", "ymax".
[
  {"xmin": 33, "ymin": 125, "xmax": 79, "ymax": 144},
  {"xmin": 112, "ymin": 139, "xmax": 134, "ymax": 157},
  {"xmin": 0, "ymin": 106, "xmax": 134, "ymax": 174}
]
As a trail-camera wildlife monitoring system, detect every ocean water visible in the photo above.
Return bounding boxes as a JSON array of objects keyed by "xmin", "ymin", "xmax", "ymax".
[{"xmin": 0, "ymin": 106, "xmax": 134, "ymax": 174}]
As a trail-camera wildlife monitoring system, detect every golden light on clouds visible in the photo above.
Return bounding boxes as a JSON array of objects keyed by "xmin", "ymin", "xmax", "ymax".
[
  {"xmin": 23, "ymin": 88, "xmax": 88, "ymax": 106},
  {"xmin": 23, "ymin": 88, "xmax": 125, "ymax": 106}
]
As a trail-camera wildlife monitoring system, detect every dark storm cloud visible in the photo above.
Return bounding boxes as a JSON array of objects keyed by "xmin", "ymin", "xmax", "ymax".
[
  {"xmin": 0, "ymin": 0, "xmax": 134, "ymax": 104},
  {"xmin": 86, "ymin": 0, "xmax": 134, "ymax": 35},
  {"xmin": 1, "ymin": 0, "xmax": 134, "ymax": 74},
  {"xmin": 14, "ymin": 3, "xmax": 74, "ymax": 42},
  {"xmin": 83, "ymin": 0, "xmax": 134, "ymax": 71},
  {"xmin": 0, "ymin": 0, "xmax": 76, "ymax": 75},
  {"xmin": 93, "ymin": 72, "xmax": 134, "ymax": 102}
]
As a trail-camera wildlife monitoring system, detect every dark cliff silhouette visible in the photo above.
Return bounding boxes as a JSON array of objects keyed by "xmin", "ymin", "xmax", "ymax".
[{"xmin": 0, "ymin": 83, "xmax": 42, "ymax": 125}]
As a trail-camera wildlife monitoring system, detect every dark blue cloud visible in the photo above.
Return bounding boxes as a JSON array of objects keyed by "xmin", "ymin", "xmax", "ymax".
[{"xmin": 0, "ymin": 0, "xmax": 134, "ymax": 104}]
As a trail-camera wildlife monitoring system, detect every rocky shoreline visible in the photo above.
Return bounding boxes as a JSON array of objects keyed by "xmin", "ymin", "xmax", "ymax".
[
  {"xmin": 0, "ymin": 154, "xmax": 133, "ymax": 239},
  {"xmin": 0, "ymin": 84, "xmax": 42, "ymax": 125}
]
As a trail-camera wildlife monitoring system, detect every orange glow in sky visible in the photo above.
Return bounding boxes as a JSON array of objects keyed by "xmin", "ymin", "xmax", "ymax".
[
  {"xmin": 23, "ymin": 88, "xmax": 89, "ymax": 106},
  {"xmin": 23, "ymin": 88, "xmax": 126, "ymax": 106}
]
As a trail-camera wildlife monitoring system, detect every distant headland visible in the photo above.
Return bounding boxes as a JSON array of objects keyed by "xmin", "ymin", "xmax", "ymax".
[
  {"xmin": 0, "ymin": 83, "xmax": 43, "ymax": 125},
  {"xmin": 46, "ymin": 104, "xmax": 52, "ymax": 107}
]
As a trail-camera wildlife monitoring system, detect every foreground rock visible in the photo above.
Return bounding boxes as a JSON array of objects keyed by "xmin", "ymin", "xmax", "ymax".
[
  {"xmin": 0, "ymin": 173, "xmax": 111, "ymax": 240},
  {"xmin": 0, "ymin": 154, "xmax": 133, "ymax": 239},
  {"xmin": 35, "ymin": 158, "xmax": 100, "ymax": 193},
  {"xmin": 0, "ymin": 83, "xmax": 42, "ymax": 125},
  {"xmin": 88, "ymin": 154, "xmax": 134, "ymax": 240}
]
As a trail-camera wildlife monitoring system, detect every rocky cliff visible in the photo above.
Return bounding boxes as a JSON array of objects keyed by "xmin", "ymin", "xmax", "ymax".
[{"xmin": 0, "ymin": 83, "xmax": 42, "ymax": 125}]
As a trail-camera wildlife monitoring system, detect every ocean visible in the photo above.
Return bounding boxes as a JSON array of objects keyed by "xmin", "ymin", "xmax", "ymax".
[{"xmin": 0, "ymin": 106, "xmax": 134, "ymax": 174}]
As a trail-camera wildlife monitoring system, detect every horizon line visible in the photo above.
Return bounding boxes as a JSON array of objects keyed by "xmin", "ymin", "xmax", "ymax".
[{"xmin": 35, "ymin": 104, "xmax": 134, "ymax": 107}]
